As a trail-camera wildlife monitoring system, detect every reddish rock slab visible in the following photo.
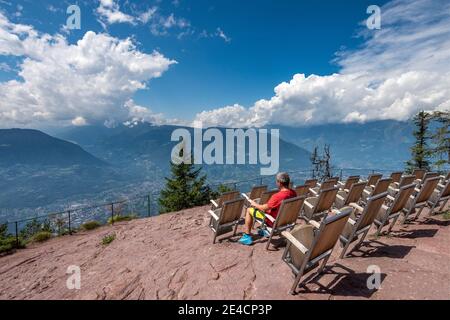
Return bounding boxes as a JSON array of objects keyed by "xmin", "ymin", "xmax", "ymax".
[{"xmin": 0, "ymin": 206, "xmax": 449, "ymax": 300}]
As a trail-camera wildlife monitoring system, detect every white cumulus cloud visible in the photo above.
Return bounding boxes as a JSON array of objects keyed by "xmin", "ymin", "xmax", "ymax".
[
  {"xmin": 0, "ymin": 12, "xmax": 176, "ymax": 128},
  {"xmin": 95, "ymin": 1, "xmax": 192, "ymax": 38},
  {"xmin": 96, "ymin": 0, "xmax": 135, "ymax": 26},
  {"xmin": 193, "ymin": 0, "xmax": 450, "ymax": 128}
]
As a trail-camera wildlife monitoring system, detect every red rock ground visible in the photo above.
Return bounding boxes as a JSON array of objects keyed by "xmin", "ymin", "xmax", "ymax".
[{"xmin": 0, "ymin": 205, "xmax": 449, "ymax": 300}]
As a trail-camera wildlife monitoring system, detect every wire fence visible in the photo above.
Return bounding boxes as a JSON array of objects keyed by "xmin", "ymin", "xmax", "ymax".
[{"xmin": 1, "ymin": 166, "xmax": 401, "ymax": 247}]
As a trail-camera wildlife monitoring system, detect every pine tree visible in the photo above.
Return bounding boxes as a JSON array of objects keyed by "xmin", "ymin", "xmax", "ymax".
[
  {"xmin": 431, "ymin": 111, "xmax": 450, "ymax": 172},
  {"xmin": 159, "ymin": 152, "xmax": 215, "ymax": 214},
  {"xmin": 406, "ymin": 110, "xmax": 433, "ymax": 172}
]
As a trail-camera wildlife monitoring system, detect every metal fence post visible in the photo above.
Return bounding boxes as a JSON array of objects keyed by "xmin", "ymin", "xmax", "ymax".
[
  {"xmin": 111, "ymin": 203, "xmax": 114, "ymax": 225},
  {"xmin": 340, "ymin": 169, "xmax": 343, "ymax": 181},
  {"xmin": 260, "ymin": 178, "xmax": 263, "ymax": 186},
  {"xmin": 15, "ymin": 221, "xmax": 19, "ymax": 247},
  {"xmin": 68, "ymin": 211, "xmax": 72, "ymax": 235},
  {"xmin": 147, "ymin": 194, "xmax": 151, "ymax": 217}
]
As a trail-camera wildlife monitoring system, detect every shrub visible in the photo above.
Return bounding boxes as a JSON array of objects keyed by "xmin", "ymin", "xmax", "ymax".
[
  {"xmin": 0, "ymin": 223, "xmax": 7, "ymax": 239},
  {"xmin": 107, "ymin": 214, "xmax": 137, "ymax": 224},
  {"xmin": 0, "ymin": 236, "xmax": 25, "ymax": 254},
  {"xmin": 81, "ymin": 220, "xmax": 101, "ymax": 231},
  {"xmin": 52, "ymin": 216, "xmax": 68, "ymax": 236},
  {"xmin": 20, "ymin": 219, "xmax": 53, "ymax": 241},
  {"xmin": 101, "ymin": 233, "xmax": 116, "ymax": 245},
  {"xmin": 32, "ymin": 231, "xmax": 52, "ymax": 243},
  {"xmin": 443, "ymin": 211, "xmax": 450, "ymax": 221},
  {"xmin": 0, "ymin": 223, "xmax": 25, "ymax": 254},
  {"xmin": 0, "ymin": 237, "xmax": 15, "ymax": 254},
  {"xmin": 217, "ymin": 184, "xmax": 234, "ymax": 194}
]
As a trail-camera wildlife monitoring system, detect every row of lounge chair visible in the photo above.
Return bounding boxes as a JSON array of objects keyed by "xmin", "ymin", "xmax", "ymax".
[{"xmin": 208, "ymin": 170, "xmax": 450, "ymax": 294}]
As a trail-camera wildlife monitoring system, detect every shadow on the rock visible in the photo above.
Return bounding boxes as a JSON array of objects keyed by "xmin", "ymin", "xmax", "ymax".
[
  {"xmin": 296, "ymin": 264, "xmax": 386, "ymax": 299},
  {"xmin": 422, "ymin": 218, "xmax": 450, "ymax": 227},
  {"xmin": 252, "ymin": 236, "xmax": 287, "ymax": 251},
  {"xmin": 221, "ymin": 232, "xmax": 283, "ymax": 248},
  {"xmin": 390, "ymin": 228, "xmax": 438, "ymax": 239},
  {"xmin": 344, "ymin": 240, "xmax": 414, "ymax": 259}
]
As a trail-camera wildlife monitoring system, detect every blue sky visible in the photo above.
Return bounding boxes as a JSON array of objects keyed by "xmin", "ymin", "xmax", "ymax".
[{"xmin": 0, "ymin": 0, "xmax": 449, "ymax": 128}]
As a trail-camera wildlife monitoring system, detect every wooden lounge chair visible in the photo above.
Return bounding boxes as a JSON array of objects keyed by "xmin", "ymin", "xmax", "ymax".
[
  {"xmin": 390, "ymin": 172, "xmax": 403, "ymax": 184},
  {"xmin": 339, "ymin": 192, "xmax": 389, "ymax": 258},
  {"xmin": 338, "ymin": 176, "xmax": 360, "ymax": 191},
  {"xmin": 302, "ymin": 187, "xmax": 339, "ymax": 221},
  {"xmin": 427, "ymin": 179, "xmax": 450, "ymax": 216},
  {"xmin": 209, "ymin": 198, "xmax": 245, "ymax": 244},
  {"xmin": 423, "ymin": 172, "xmax": 439, "ymax": 180},
  {"xmin": 334, "ymin": 181, "xmax": 367, "ymax": 209},
  {"xmin": 412, "ymin": 168, "xmax": 426, "ymax": 181},
  {"xmin": 374, "ymin": 183, "xmax": 416, "ymax": 236},
  {"xmin": 250, "ymin": 189, "xmax": 279, "ymax": 229},
  {"xmin": 281, "ymin": 207, "xmax": 352, "ymax": 294},
  {"xmin": 242, "ymin": 185, "xmax": 268, "ymax": 205},
  {"xmin": 304, "ymin": 179, "xmax": 318, "ymax": 189},
  {"xmin": 401, "ymin": 176, "xmax": 441, "ymax": 223},
  {"xmin": 310, "ymin": 177, "xmax": 339, "ymax": 196},
  {"xmin": 257, "ymin": 196, "xmax": 306, "ymax": 250},
  {"xmin": 415, "ymin": 172, "xmax": 439, "ymax": 186},
  {"xmin": 388, "ymin": 174, "xmax": 415, "ymax": 196},
  {"xmin": 362, "ymin": 178, "xmax": 392, "ymax": 204},
  {"xmin": 328, "ymin": 177, "xmax": 340, "ymax": 185},
  {"xmin": 365, "ymin": 173, "xmax": 383, "ymax": 189},
  {"xmin": 397, "ymin": 174, "xmax": 416, "ymax": 188},
  {"xmin": 295, "ymin": 185, "xmax": 310, "ymax": 197},
  {"xmin": 440, "ymin": 172, "xmax": 450, "ymax": 183},
  {"xmin": 258, "ymin": 189, "xmax": 278, "ymax": 205},
  {"xmin": 210, "ymin": 190, "xmax": 240, "ymax": 210}
]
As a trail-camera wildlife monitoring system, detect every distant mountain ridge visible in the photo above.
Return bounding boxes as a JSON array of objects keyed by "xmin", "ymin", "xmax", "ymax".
[
  {"xmin": 57, "ymin": 123, "xmax": 312, "ymax": 173},
  {"xmin": 0, "ymin": 125, "xmax": 311, "ymax": 211},
  {"xmin": 269, "ymin": 120, "xmax": 413, "ymax": 169},
  {"xmin": 55, "ymin": 120, "xmax": 414, "ymax": 172},
  {"xmin": 0, "ymin": 129, "xmax": 124, "ymax": 210},
  {"xmin": 0, "ymin": 120, "xmax": 415, "ymax": 213},
  {"xmin": 0, "ymin": 129, "xmax": 105, "ymax": 167}
]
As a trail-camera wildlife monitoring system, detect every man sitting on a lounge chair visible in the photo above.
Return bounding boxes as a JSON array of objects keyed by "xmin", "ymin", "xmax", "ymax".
[{"xmin": 239, "ymin": 172, "xmax": 297, "ymax": 246}]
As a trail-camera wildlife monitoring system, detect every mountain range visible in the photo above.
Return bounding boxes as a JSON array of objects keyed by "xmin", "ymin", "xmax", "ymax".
[
  {"xmin": 56, "ymin": 124, "xmax": 311, "ymax": 169},
  {"xmin": 0, "ymin": 129, "xmax": 126, "ymax": 212},
  {"xmin": 0, "ymin": 129, "xmax": 104, "ymax": 167},
  {"xmin": 0, "ymin": 120, "xmax": 414, "ymax": 220},
  {"xmin": 0, "ymin": 124, "xmax": 311, "ymax": 214},
  {"xmin": 272, "ymin": 120, "xmax": 414, "ymax": 169}
]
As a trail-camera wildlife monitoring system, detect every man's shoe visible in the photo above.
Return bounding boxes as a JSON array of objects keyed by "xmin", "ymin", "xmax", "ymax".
[
  {"xmin": 238, "ymin": 234, "xmax": 253, "ymax": 246},
  {"xmin": 258, "ymin": 228, "xmax": 271, "ymax": 238}
]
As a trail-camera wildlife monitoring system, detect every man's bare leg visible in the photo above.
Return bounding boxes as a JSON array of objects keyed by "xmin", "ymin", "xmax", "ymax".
[{"xmin": 244, "ymin": 207, "xmax": 254, "ymax": 235}]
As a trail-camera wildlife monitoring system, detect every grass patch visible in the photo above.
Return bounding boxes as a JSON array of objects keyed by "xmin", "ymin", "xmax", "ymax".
[
  {"xmin": 443, "ymin": 211, "xmax": 450, "ymax": 221},
  {"xmin": 101, "ymin": 233, "xmax": 116, "ymax": 246},
  {"xmin": 32, "ymin": 231, "xmax": 52, "ymax": 243},
  {"xmin": 81, "ymin": 220, "xmax": 101, "ymax": 231},
  {"xmin": 107, "ymin": 214, "xmax": 137, "ymax": 224}
]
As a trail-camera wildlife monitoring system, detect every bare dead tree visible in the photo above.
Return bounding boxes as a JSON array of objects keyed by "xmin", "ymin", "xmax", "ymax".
[
  {"xmin": 310, "ymin": 144, "xmax": 333, "ymax": 181},
  {"xmin": 310, "ymin": 146, "xmax": 321, "ymax": 179}
]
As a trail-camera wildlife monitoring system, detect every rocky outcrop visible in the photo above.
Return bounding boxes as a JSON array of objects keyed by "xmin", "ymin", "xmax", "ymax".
[{"xmin": 0, "ymin": 206, "xmax": 449, "ymax": 300}]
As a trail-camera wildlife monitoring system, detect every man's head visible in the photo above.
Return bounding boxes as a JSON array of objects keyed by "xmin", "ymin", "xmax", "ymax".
[{"xmin": 276, "ymin": 172, "xmax": 291, "ymax": 189}]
